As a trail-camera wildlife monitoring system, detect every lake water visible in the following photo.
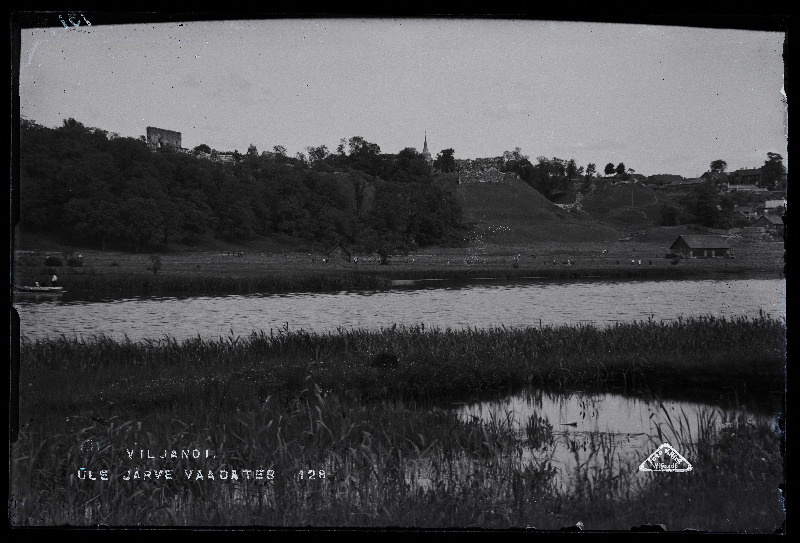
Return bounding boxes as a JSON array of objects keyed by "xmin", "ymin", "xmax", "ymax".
[
  {"xmin": 446, "ymin": 387, "xmax": 780, "ymax": 493},
  {"xmin": 14, "ymin": 278, "xmax": 785, "ymax": 341}
]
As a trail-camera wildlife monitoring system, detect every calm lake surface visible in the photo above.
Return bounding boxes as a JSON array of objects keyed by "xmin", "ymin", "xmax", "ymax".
[
  {"xmin": 433, "ymin": 387, "xmax": 781, "ymax": 492},
  {"xmin": 14, "ymin": 278, "xmax": 785, "ymax": 341}
]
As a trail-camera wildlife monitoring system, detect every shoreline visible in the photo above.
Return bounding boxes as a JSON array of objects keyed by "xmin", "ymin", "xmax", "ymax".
[
  {"xmin": 13, "ymin": 238, "xmax": 784, "ymax": 297},
  {"xmin": 13, "ymin": 261, "xmax": 784, "ymax": 299}
]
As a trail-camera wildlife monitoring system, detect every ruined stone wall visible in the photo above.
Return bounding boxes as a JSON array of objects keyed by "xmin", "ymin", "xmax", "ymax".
[
  {"xmin": 146, "ymin": 127, "xmax": 182, "ymax": 150},
  {"xmin": 455, "ymin": 156, "xmax": 508, "ymax": 184}
]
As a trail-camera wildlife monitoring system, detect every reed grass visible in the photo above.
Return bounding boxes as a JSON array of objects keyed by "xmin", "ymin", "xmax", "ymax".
[
  {"xmin": 10, "ymin": 383, "xmax": 784, "ymax": 530},
  {"xmin": 11, "ymin": 316, "xmax": 785, "ymax": 529},
  {"xmin": 19, "ymin": 315, "xmax": 785, "ymax": 408}
]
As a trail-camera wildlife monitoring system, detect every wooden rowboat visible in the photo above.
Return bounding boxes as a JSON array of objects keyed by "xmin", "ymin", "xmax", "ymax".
[{"xmin": 15, "ymin": 285, "xmax": 64, "ymax": 293}]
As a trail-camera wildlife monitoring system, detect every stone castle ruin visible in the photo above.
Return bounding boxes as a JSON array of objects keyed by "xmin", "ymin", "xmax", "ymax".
[
  {"xmin": 455, "ymin": 156, "xmax": 513, "ymax": 184},
  {"xmin": 146, "ymin": 127, "xmax": 182, "ymax": 150}
]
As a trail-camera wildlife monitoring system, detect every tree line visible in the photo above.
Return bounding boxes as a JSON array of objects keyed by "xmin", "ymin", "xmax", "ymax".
[
  {"xmin": 18, "ymin": 119, "xmax": 464, "ymax": 256},
  {"xmin": 498, "ymin": 147, "xmax": 634, "ymax": 199}
]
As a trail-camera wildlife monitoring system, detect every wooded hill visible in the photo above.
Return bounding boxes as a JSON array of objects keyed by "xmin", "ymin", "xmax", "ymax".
[
  {"xmin": 18, "ymin": 118, "xmax": 758, "ymax": 254},
  {"xmin": 16, "ymin": 119, "xmax": 463, "ymax": 255}
]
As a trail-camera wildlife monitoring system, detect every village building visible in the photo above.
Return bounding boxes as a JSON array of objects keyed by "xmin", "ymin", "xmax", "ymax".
[
  {"xmin": 729, "ymin": 167, "xmax": 763, "ymax": 186},
  {"xmin": 670, "ymin": 235, "xmax": 731, "ymax": 258},
  {"xmin": 761, "ymin": 199, "xmax": 787, "ymax": 214},
  {"xmin": 733, "ymin": 204, "xmax": 759, "ymax": 221},
  {"xmin": 325, "ymin": 242, "xmax": 352, "ymax": 263},
  {"xmin": 752, "ymin": 214, "xmax": 784, "ymax": 236},
  {"xmin": 701, "ymin": 170, "xmax": 730, "ymax": 187},
  {"xmin": 652, "ymin": 177, "xmax": 705, "ymax": 194},
  {"xmin": 727, "ymin": 183, "xmax": 767, "ymax": 192}
]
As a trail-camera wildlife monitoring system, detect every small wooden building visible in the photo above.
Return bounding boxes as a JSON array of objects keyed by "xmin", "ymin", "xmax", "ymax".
[
  {"xmin": 325, "ymin": 242, "xmax": 352, "ymax": 262},
  {"xmin": 670, "ymin": 235, "xmax": 730, "ymax": 258},
  {"xmin": 752, "ymin": 214, "xmax": 784, "ymax": 236}
]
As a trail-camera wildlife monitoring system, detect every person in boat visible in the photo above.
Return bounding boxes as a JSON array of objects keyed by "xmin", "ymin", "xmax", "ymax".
[{"xmin": 51, "ymin": 274, "xmax": 58, "ymax": 287}]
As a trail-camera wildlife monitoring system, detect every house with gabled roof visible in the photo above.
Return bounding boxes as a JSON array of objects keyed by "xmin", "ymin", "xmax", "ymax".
[
  {"xmin": 325, "ymin": 242, "xmax": 352, "ymax": 262},
  {"xmin": 729, "ymin": 168, "xmax": 763, "ymax": 186},
  {"xmin": 670, "ymin": 235, "xmax": 731, "ymax": 258},
  {"xmin": 752, "ymin": 214, "xmax": 784, "ymax": 236}
]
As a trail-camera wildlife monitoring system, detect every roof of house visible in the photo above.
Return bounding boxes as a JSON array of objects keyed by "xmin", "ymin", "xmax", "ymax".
[
  {"xmin": 728, "ymin": 184, "xmax": 766, "ymax": 191},
  {"xmin": 668, "ymin": 178, "xmax": 705, "ymax": 186},
  {"xmin": 731, "ymin": 168, "xmax": 762, "ymax": 176},
  {"xmin": 764, "ymin": 199, "xmax": 787, "ymax": 208},
  {"xmin": 325, "ymin": 242, "xmax": 351, "ymax": 256},
  {"xmin": 670, "ymin": 235, "xmax": 730, "ymax": 249},
  {"xmin": 755, "ymin": 215, "xmax": 784, "ymax": 225},
  {"xmin": 701, "ymin": 171, "xmax": 730, "ymax": 181}
]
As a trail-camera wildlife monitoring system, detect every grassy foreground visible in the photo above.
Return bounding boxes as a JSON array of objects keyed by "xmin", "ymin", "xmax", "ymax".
[{"xmin": 11, "ymin": 316, "xmax": 786, "ymax": 529}]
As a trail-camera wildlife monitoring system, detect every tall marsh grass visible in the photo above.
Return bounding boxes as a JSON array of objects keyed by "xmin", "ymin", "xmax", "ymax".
[
  {"xmin": 11, "ymin": 316, "xmax": 785, "ymax": 529},
  {"xmin": 10, "ymin": 382, "xmax": 784, "ymax": 529},
  {"xmin": 19, "ymin": 315, "xmax": 785, "ymax": 407}
]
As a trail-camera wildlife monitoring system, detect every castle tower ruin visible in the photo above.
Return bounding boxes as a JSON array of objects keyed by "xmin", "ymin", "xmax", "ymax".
[{"xmin": 146, "ymin": 126, "xmax": 182, "ymax": 150}]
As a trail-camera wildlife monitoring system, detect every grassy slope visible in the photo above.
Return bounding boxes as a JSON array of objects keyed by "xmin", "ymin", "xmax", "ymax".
[
  {"xmin": 455, "ymin": 175, "xmax": 620, "ymax": 245},
  {"xmin": 580, "ymin": 182, "xmax": 680, "ymax": 229}
]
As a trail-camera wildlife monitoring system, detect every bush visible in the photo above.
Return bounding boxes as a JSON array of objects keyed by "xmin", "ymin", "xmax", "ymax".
[
  {"xmin": 44, "ymin": 256, "xmax": 62, "ymax": 266},
  {"xmin": 66, "ymin": 257, "xmax": 83, "ymax": 267},
  {"xmin": 149, "ymin": 255, "xmax": 162, "ymax": 275}
]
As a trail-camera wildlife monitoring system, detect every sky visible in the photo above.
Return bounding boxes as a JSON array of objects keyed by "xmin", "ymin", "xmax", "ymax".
[{"xmin": 18, "ymin": 16, "xmax": 787, "ymax": 178}]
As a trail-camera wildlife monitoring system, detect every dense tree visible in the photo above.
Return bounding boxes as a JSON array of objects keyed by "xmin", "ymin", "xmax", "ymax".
[
  {"xmin": 604, "ymin": 163, "xmax": 615, "ymax": 176},
  {"xmin": 531, "ymin": 157, "xmax": 570, "ymax": 198},
  {"xmin": 566, "ymin": 159, "xmax": 578, "ymax": 180},
  {"xmin": 615, "ymin": 162, "xmax": 627, "ymax": 178},
  {"xmin": 710, "ymin": 159, "xmax": 728, "ymax": 173},
  {"xmin": 501, "ymin": 151, "xmax": 534, "ymax": 186},
  {"xmin": 681, "ymin": 179, "xmax": 721, "ymax": 228},
  {"xmin": 434, "ymin": 148, "xmax": 456, "ymax": 173},
  {"xmin": 193, "ymin": 144, "xmax": 211, "ymax": 154},
  {"xmin": 393, "ymin": 147, "xmax": 432, "ymax": 182},
  {"xmin": 581, "ymin": 163, "xmax": 597, "ymax": 192},
  {"xmin": 502, "ymin": 152, "xmax": 579, "ymax": 200},
  {"xmin": 503, "ymin": 147, "xmax": 527, "ymax": 163},
  {"xmin": 347, "ymin": 136, "xmax": 381, "ymax": 157},
  {"xmin": 18, "ymin": 121, "xmax": 463, "ymax": 253},
  {"xmin": 761, "ymin": 152, "xmax": 786, "ymax": 190},
  {"xmin": 306, "ymin": 145, "xmax": 330, "ymax": 168},
  {"xmin": 349, "ymin": 171, "xmax": 370, "ymax": 220}
]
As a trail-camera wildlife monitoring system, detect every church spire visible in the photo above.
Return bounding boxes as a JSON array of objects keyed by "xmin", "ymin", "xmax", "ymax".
[{"xmin": 421, "ymin": 131, "xmax": 432, "ymax": 164}]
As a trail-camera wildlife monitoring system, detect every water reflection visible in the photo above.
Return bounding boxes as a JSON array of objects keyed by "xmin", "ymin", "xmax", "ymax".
[
  {"xmin": 14, "ymin": 278, "xmax": 785, "ymax": 341},
  {"xmin": 452, "ymin": 388, "xmax": 778, "ymax": 493}
]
